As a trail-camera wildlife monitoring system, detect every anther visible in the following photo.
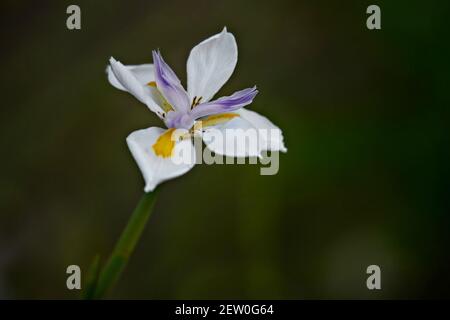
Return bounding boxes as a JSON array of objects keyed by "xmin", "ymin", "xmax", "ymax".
[{"xmin": 191, "ymin": 96, "xmax": 197, "ymax": 109}]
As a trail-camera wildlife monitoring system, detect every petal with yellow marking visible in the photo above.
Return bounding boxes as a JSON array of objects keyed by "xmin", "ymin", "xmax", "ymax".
[
  {"xmin": 147, "ymin": 81, "xmax": 174, "ymax": 112},
  {"xmin": 127, "ymin": 127, "xmax": 196, "ymax": 192},
  {"xmin": 152, "ymin": 128, "xmax": 177, "ymax": 158},
  {"xmin": 198, "ymin": 113, "xmax": 239, "ymax": 128}
]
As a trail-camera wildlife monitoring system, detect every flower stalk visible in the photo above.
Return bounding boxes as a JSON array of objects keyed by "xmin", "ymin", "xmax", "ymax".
[{"xmin": 90, "ymin": 189, "xmax": 158, "ymax": 299}]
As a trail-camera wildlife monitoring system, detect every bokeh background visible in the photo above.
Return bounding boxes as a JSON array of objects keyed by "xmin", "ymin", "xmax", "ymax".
[{"xmin": 0, "ymin": 0, "xmax": 449, "ymax": 299}]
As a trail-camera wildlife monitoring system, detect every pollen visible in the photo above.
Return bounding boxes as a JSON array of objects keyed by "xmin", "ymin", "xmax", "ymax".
[
  {"xmin": 147, "ymin": 81, "xmax": 157, "ymax": 87},
  {"xmin": 152, "ymin": 128, "xmax": 176, "ymax": 158}
]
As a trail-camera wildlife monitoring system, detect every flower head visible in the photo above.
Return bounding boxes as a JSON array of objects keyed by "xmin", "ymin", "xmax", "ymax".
[{"xmin": 107, "ymin": 27, "xmax": 286, "ymax": 191}]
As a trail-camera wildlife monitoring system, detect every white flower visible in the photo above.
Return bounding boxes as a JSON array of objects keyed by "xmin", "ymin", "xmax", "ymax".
[{"xmin": 107, "ymin": 27, "xmax": 286, "ymax": 192}]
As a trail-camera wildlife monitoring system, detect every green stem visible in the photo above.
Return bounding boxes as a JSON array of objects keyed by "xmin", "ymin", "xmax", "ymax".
[
  {"xmin": 82, "ymin": 254, "xmax": 101, "ymax": 300},
  {"xmin": 93, "ymin": 189, "xmax": 158, "ymax": 299}
]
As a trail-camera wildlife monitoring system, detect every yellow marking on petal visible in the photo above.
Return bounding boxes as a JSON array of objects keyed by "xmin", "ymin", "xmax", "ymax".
[
  {"xmin": 152, "ymin": 128, "xmax": 176, "ymax": 158},
  {"xmin": 147, "ymin": 81, "xmax": 173, "ymax": 112},
  {"xmin": 200, "ymin": 113, "xmax": 239, "ymax": 127}
]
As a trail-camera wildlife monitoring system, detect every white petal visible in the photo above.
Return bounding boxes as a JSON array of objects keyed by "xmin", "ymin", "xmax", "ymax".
[
  {"xmin": 187, "ymin": 27, "xmax": 238, "ymax": 102},
  {"xmin": 107, "ymin": 63, "xmax": 154, "ymax": 90},
  {"xmin": 201, "ymin": 108, "xmax": 287, "ymax": 157},
  {"xmin": 127, "ymin": 127, "xmax": 196, "ymax": 192},
  {"xmin": 237, "ymin": 108, "xmax": 287, "ymax": 153},
  {"xmin": 108, "ymin": 58, "xmax": 164, "ymax": 116}
]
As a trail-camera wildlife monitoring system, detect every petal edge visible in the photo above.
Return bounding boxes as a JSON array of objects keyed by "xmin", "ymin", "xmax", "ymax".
[
  {"xmin": 187, "ymin": 27, "xmax": 238, "ymax": 102},
  {"xmin": 127, "ymin": 127, "xmax": 196, "ymax": 192}
]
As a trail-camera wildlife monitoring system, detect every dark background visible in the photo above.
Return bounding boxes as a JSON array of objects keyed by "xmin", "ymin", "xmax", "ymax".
[{"xmin": 0, "ymin": 0, "xmax": 449, "ymax": 299}]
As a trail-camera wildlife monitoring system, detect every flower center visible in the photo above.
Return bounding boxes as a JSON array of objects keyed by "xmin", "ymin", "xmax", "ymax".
[{"xmin": 164, "ymin": 111, "xmax": 195, "ymax": 130}]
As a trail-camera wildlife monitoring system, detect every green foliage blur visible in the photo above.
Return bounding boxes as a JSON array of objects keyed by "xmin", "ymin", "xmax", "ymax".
[{"xmin": 0, "ymin": 0, "xmax": 449, "ymax": 299}]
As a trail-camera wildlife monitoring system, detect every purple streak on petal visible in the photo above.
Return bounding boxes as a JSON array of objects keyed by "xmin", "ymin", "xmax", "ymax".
[
  {"xmin": 190, "ymin": 87, "xmax": 258, "ymax": 119},
  {"xmin": 152, "ymin": 50, "xmax": 190, "ymax": 112}
]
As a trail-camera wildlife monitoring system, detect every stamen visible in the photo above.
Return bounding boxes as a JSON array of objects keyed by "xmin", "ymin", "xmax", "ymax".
[
  {"xmin": 191, "ymin": 96, "xmax": 197, "ymax": 109},
  {"xmin": 190, "ymin": 96, "xmax": 203, "ymax": 109}
]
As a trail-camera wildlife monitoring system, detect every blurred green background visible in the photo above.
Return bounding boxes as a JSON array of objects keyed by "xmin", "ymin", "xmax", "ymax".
[{"xmin": 0, "ymin": 0, "xmax": 449, "ymax": 299}]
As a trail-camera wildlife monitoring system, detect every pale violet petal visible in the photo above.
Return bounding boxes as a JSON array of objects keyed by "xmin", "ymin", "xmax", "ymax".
[
  {"xmin": 187, "ymin": 27, "xmax": 238, "ymax": 102},
  {"xmin": 190, "ymin": 87, "xmax": 258, "ymax": 119},
  {"xmin": 127, "ymin": 127, "xmax": 196, "ymax": 192},
  {"xmin": 152, "ymin": 51, "xmax": 190, "ymax": 112}
]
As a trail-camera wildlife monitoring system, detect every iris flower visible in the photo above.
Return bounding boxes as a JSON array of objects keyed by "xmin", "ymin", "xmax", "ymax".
[{"xmin": 107, "ymin": 27, "xmax": 286, "ymax": 192}]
